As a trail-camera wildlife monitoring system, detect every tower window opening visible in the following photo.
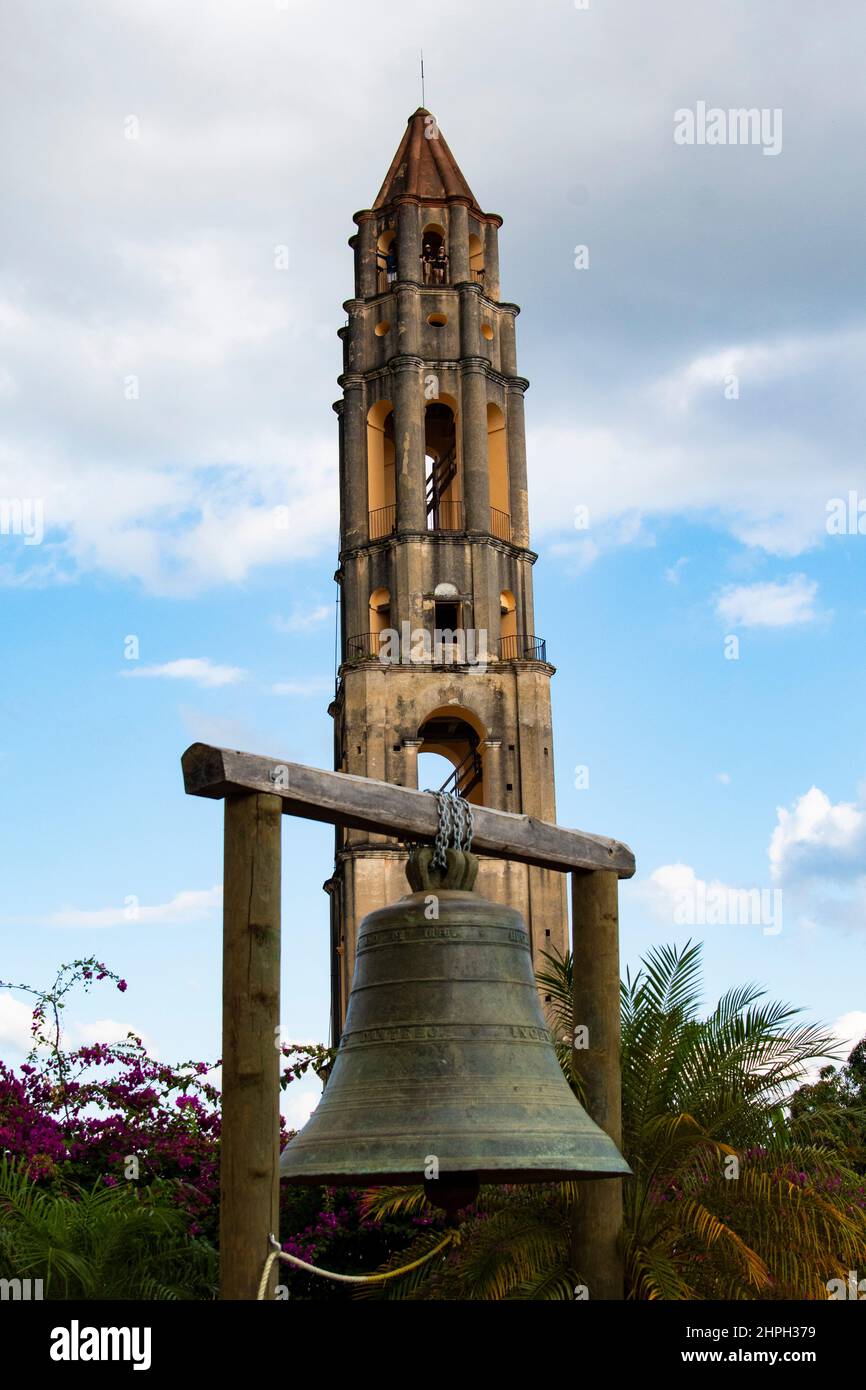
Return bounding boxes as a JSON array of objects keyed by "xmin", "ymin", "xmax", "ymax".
[
  {"xmin": 468, "ymin": 232, "xmax": 485, "ymax": 287},
  {"xmin": 417, "ymin": 707, "xmax": 485, "ymax": 805},
  {"xmin": 487, "ymin": 403, "xmax": 511, "ymax": 541},
  {"xmin": 376, "ymin": 228, "xmax": 397, "ymax": 293},
  {"xmin": 425, "ymin": 401, "xmax": 462, "ymax": 532},
  {"xmin": 427, "ymin": 312, "xmax": 448, "ymax": 328},
  {"xmin": 434, "ymin": 599, "xmax": 459, "ymax": 634},
  {"xmin": 367, "ymin": 400, "xmax": 396, "ymax": 539},
  {"xmin": 369, "ymin": 587, "xmax": 391, "ymax": 637},
  {"xmin": 420, "ymin": 224, "xmax": 448, "ymax": 286},
  {"xmin": 374, "ymin": 320, "xmax": 391, "ymax": 337},
  {"xmin": 499, "ymin": 589, "xmax": 517, "ymax": 660},
  {"xmin": 481, "ymin": 322, "xmax": 494, "ymax": 341}
]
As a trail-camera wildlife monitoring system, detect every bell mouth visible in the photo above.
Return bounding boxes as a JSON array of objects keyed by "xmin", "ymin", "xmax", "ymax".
[{"xmin": 423, "ymin": 1171, "xmax": 480, "ymax": 1222}]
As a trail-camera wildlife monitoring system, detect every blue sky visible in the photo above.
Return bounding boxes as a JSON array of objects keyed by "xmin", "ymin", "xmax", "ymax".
[{"xmin": 1, "ymin": 0, "xmax": 864, "ymax": 1125}]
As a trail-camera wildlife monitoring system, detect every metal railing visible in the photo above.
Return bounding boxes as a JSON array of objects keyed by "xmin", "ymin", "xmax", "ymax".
[
  {"xmin": 426, "ymin": 446, "xmax": 457, "ymax": 513},
  {"xmin": 498, "ymin": 634, "xmax": 547, "ymax": 663},
  {"xmin": 345, "ymin": 632, "xmax": 385, "ymax": 663},
  {"xmin": 428, "ymin": 499, "xmax": 465, "ymax": 532},
  {"xmin": 438, "ymin": 747, "xmax": 483, "ymax": 799},
  {"xmin": 368, "ymin": 505, "xmax": 396, "ymax": 540},
  {"xmin": 489, "ymin": 507, "xmax": 512, "ymax": 542}
]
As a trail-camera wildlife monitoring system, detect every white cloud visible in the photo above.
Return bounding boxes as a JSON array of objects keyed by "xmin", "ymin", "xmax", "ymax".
[
  {"xmin": 273, "ymin": 605, "xmax": 332, "ymax": 634},
  {"xmin": 0, "ymin": 994, "xmax": 158, "ymax": 1059},
  {"xmin": 39, "ymin": 886, "xmax": 222, "ymax": 929},
  {"xmin": 716, "ymin": 772, "xmax": 731, "ymax": 785},
  {"xmin": 530, "ymin": 325, "xmax": 866, "ymax": 565},
  {"xmin": 0, "ymin": 991, "xmax": 36, "ymax": 1052},
  {"xmin": 634, "ymin": 783, "xmax": 866, "ymax": 940},
  {"xmin": 282, "ymin": 1085, "xmax": 321, "ymax": 1131},
  {"xmin": 178, "ymin": 707, "xmax": 266, "ymax": 752},
  {"xmin": 802, "ymin": 1009, "xmax": 866, "ymax": 1083},
  {"xmin": 123, "ymin": 657, "xmax": 246, "ymax": 688},
  {"xmin": 830, "ymin": 1010, "xmax": 866, "ymax": 1062},
  {"xmin": 656, "ymin": 329, "xmax": 864, "ymax": 415},
  {"xmin": 665, "ymin": 557, "xmax": 689, "ymax": 584},
  {"xmin": 269, "ymin": 677, "xmax": 333, "ymax": 696},
  {"xmin": 715, "ymin": 575, "xmax": 819, "ymax": 628},
  {"xmin": 769, "ymin": 787, "xmax": 866, "ymax": 884},
  {"xmin": 633, "ymin": 862, "xmax": 781, "ymax": 935}
]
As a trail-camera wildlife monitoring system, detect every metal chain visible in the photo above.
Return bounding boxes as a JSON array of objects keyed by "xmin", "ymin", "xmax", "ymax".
[{"xmin": 423, "ymin": 789, "xmax": 474, "ymax": 868}]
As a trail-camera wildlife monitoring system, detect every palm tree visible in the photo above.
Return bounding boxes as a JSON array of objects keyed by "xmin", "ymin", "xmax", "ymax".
[
  {"xmin": 0, "ymin": 1157, "xmax": 217, "ymax": 1299},
  {"xmin": 357, "ymin": 942, "xmax": 866, "ymax": 1299}
]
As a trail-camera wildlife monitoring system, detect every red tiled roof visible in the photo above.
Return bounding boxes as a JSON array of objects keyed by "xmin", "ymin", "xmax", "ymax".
[{"xmin": 373, "ymin": 109, "xmax": 479, "ymax": 210}]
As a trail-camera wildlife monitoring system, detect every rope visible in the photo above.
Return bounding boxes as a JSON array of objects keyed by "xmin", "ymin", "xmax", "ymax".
[{"xmin": 257, "ymin": 1230, "xmax": 457, "ymax": 1299}]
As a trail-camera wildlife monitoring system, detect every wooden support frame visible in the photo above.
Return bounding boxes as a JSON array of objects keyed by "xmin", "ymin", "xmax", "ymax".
[
  {"xmin": 220, "ymin": 792, "xmax": 282, "ymax": 1301},
  {"xmin": 182, "ymin": 743, "xmax": 631, "ymax": 1300},
  {"xmin": 182, "ymin": 743, "xmax": 635, "ymax": 877},
  {"xmin": 571, "ymin": 869, "xmax": 624, "ymax": 1300}
]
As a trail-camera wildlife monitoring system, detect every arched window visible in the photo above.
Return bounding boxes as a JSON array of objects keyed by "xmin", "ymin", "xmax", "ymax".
[
  {"xmin": 369, "ymin": 587, "xmax": 391, "ymax": 639},
  {"xmin": 417, "ymin": 704, "xmax": 486, "ymax": 805},
  {"xmin": 376, "ymin": 228, "xmax": 396, "ymax": 293},
  {"xmin": 487, "ymin": 404, "xmax": 510, "ymax": 541},
  {"xmin": 500, "ymin": 589, "xmax": 517, "ymax": 660},
  {"xmin": 425, "ymin": 399, "xmax": 462, "ymax": 532},
  {"xmin": 420, "ymin": 222, "xmax": 448, "ymax": 286},
  {"xmin": 366, "ymin": 400, "xmax": 396, "ymax": 538},
  {"xmin": 468, "ymin": 233, "xmax": 485, "ymax": 287}
]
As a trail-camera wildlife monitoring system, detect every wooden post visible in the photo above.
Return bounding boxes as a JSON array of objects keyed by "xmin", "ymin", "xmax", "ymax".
[
  {"xmin": 220, "ymin": 792, "xmax": 282, "ymax": 1300},
  {"xmin": 571, "ymin": 869, "xmax": 624, "ymax": 1300}
]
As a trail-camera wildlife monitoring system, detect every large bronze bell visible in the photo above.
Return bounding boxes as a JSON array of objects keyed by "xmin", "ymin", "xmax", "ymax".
[{"xmin": 280, "ymin": 848, "xmax": 630, "ymax": 1207}]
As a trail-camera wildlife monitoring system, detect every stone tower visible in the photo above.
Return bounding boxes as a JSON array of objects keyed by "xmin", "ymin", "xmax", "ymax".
[{"xmin": 327, "ymin": 109, "xmax": 568, "ymax": 1040}]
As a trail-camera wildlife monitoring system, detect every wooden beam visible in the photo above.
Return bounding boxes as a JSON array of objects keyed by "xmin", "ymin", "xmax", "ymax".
[
  {"xmin": 220, "ymin": 792, "xmax": 282, "ymax": 1301},
  {"xmin": 181, "ymin": 743, "xmax": 635, "ymax": 879},
  {"xmin": 571, "ymin": 869, "xmax": 625, "ymax": 1300}
]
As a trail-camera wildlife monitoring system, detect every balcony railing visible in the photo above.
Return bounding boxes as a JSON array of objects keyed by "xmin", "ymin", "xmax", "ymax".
[
  {"xmin": 369, "ymin": 501, "xmax": 512, "ymax": 542},
  {"xmin": 345, "ymin": 632, "xmax": 385, "ymax": 664},
  {"xmin": 499, "ymin": 634, "xmax": 547, "ymax": 663},
  {"xmin": 470, "ymin": 267, "xmax": 485, "ymax": 286},
  {"xmin": 428, "ymin": 499, "xmax": 465, "ymax": 532},
  {"xmin": 369, "ymin": 504, "xmax": 396, "ymax": 540}
]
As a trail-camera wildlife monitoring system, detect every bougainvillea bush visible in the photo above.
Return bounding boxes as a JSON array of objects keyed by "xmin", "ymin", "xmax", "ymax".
[{"xmin": 0, "ymin": 958, "xmax": 422, "ymax": 1298}]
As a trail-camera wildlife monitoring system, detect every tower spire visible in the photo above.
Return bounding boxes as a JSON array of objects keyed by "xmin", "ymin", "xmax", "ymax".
[{"xmin": 372, "ymin": 109, "xmax": 480, "ymax": 210}]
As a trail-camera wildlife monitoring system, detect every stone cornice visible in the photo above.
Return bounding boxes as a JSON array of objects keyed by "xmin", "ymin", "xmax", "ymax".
[
  {"xmin": 339, "ymin": 530, "xmax": 538, "ymax": 565},
  {"xmin": 336, "ymin": 658, "xmax": 556, "ymax": 681},
  {"xmin": 336, "ymin": 362, "xmax": 529, "ymax": 393},
  {"xmin": 352, "ymin": 199, "xmax": 503, "ymax": 229},
  {"xmin": 342, "ymin": 286, "xmax": 519, "ymax": 317}
]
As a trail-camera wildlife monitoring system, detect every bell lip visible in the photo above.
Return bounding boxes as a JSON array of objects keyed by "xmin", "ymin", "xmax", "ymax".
[{"xmin": 279, "ymin": 1164, "xmax": 632, "ymax": 1185}]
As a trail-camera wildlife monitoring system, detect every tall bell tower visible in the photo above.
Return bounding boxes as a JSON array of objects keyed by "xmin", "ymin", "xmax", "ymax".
[{"xmin": 328, "ymin": 109, "xmax": 568, "ymax": 1039}]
